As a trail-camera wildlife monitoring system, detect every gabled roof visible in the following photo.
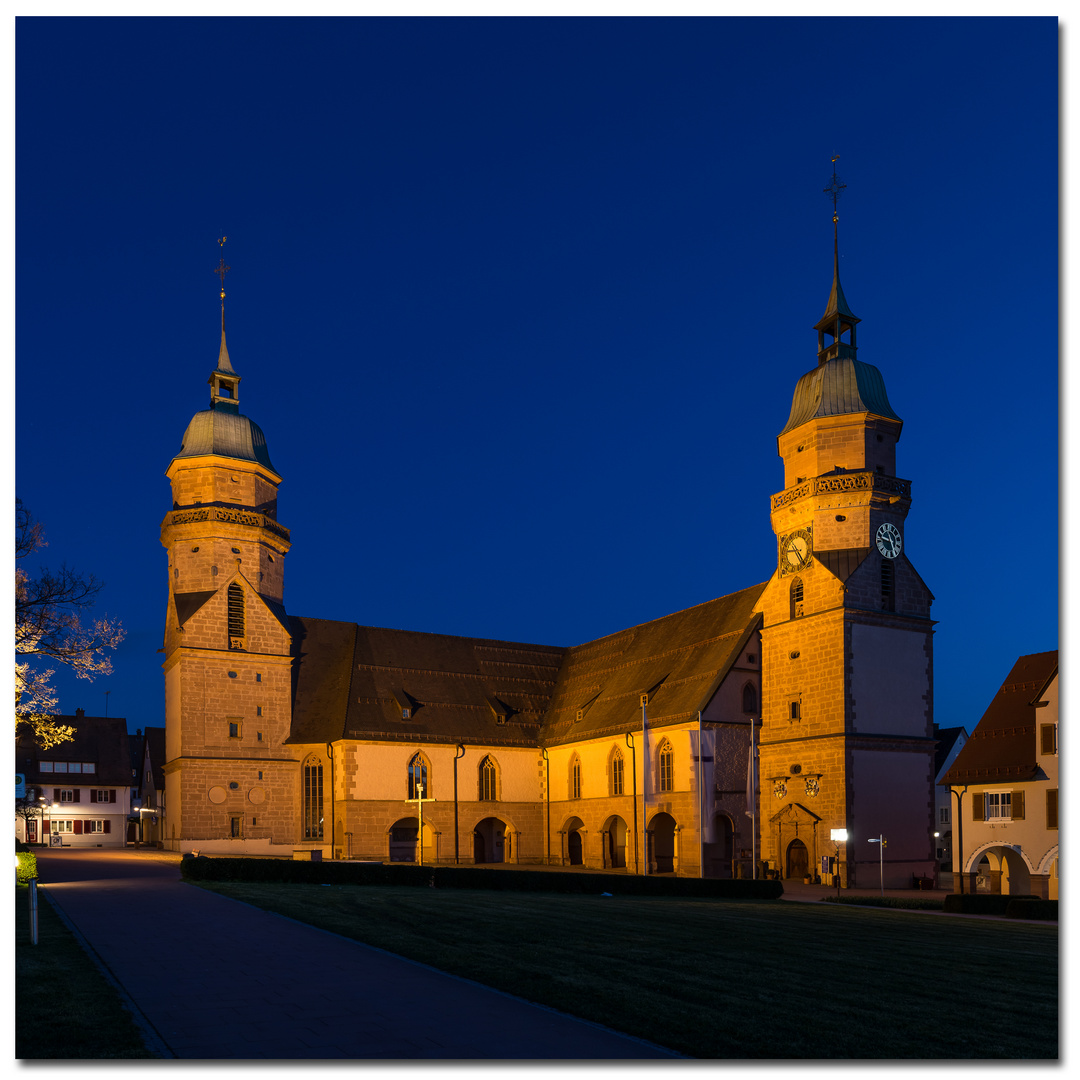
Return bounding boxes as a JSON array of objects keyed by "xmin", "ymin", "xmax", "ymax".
[
  {"xmin": 933, "ymin": 725, "xmax": 967, "ymax": 776},
  {"xmin": 286, "ymin": 581, "xmax": 767, "ymax": 751},
  {"xmin": 287, "ymin": 617, "xmax": 564, "ymax": 747},
  {"xmin": 541, "ymin": 583, "xmax": 767, "ymax": 746},
  {"xmin": 17, "ymin": 715, "xmax": 133, "ymax": 787},
  {"xmin": 145, "ymin": 726, "xmax": 166, "ymax": 790},
  {"xmin": 941, "ymin": 651, "xmax": 1057, "ymax": 786}
]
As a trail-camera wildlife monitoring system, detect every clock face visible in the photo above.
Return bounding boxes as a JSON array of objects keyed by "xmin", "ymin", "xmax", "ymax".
[
  {"xmin": 876, "ymin": 522, "xmax": 902, "ymax": 559},
  {"xmin": 781, "ymin": 528, "xmax": 812, "ymax": 572}
]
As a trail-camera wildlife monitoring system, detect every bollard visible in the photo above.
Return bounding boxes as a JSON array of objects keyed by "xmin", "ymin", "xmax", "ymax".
[{"xmin": 29, "ymin": 878, "xmax": 39, "ymax": 945}]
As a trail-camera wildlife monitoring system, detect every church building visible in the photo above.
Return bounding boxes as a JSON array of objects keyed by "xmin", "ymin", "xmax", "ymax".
[{"xmin": 160, "ymin": 211, "xmax": 938, "ymax": 888}]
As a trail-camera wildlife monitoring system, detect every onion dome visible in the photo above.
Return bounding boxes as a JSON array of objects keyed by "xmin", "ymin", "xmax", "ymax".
[{"xmin": 171, "ymin": 328, "xmax": 277, "ymax": 472}]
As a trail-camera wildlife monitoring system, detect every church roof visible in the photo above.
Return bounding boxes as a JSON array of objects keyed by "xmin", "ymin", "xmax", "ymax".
[
  {"xmin": 286, "ymin": 581, "xmax": 767, "ymax": 749},
  {"xmin": 779, "ymin": 355, "xmax": 901, "ymax": 436},
  {"xmin": 172, "ymin": 408, "xmax": 276, "ymax": 472},
  {"xmin": 541, "ymin": 583, "xmax": 767, "ymax": 746},
  {"xmin": 287, "ymin": 618, "xmax": 565, "ymax": 746},
  {"xmin": 940, "ymin": 651, "xmax": 1057, "ymax": 785}
]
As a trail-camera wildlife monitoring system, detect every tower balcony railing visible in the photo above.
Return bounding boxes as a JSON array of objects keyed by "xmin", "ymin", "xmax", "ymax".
[
  {"xmin": 165, "ymin": 506, "xmax": 291, "ymax": 542},
  {"xmin": 772, "ymin": 471, "xmax": 911, "ymax": 511}
]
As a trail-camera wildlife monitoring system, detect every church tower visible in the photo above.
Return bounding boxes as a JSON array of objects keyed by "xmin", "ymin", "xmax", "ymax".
[
  {"xmin": 756, "ymin": 169, "xmax": 936, "ymax": 888},
  {"xmin": 160, "ymin": 248, "xmax": 300, "ymax": 853}
]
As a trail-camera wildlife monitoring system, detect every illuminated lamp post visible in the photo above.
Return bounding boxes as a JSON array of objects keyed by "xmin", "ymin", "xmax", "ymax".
[{"xmin": 830, "ymin": 828, "xmax": 847, "ymax": 900}]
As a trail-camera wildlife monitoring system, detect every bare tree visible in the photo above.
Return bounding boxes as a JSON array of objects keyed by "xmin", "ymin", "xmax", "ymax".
[{"xmin": 15, "ymin": 499, "xmax": 125, "ymax": 747}]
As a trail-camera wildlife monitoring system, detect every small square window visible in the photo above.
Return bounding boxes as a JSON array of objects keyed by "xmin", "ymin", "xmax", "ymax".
[
  {"xmin": 256, "ymin": 706, "xmax": 263, "ymax": 717},
  {"xmin": 789, "ymin": 701, "xmax": 801, "ymax": 721},
  {"xmin": 229, "ymin": 722, "xmax": 241, "ymax": 739},
  {"xmin": 257, "ymin": 731, "xmax": 263, "ymax": 742},
  {"xmin": 256, "ymin": 673, "xmax": 262, "ymax": 682}
]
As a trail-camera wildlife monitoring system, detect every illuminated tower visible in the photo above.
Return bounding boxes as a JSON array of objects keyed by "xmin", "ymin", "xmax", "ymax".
[
  {"xmin": 755, "ymin": 167, "xmax": 936, "ymax": 888},
  {"xmin": 160, "ymin": 243, "xmax": 298, "ymax": 853}
]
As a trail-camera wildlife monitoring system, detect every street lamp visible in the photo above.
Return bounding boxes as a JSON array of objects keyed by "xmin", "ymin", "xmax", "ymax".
[
  {"xmin": 830, "ymin": 828, "xmax": 848, "ymax": 899},
  {"xmin": 868, "ymin": 835, "xmax": 887, "ymax": 895}
]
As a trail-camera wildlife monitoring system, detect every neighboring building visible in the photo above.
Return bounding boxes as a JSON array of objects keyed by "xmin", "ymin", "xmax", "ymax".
[
  {"xmin": 127, "ymin": 726, "xmax": 167, "ymax": 845},
  {"xmin": 941, "ymin": 651, "xmax": 1059, "ymax": 898},
  {"xmin": 15, "ymin": 711, "xmax": 133, "ymax": 848},
  {"xmin": 932, "ymin": 724, "xmax": 968, "ymax": 872},
  {"xmin": 159, "ymin": 216, "xmax": 937, "ymax": 885}
]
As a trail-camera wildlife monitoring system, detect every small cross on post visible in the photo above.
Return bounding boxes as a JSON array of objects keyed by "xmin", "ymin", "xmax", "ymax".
[
  {"xmin": 214, "ymin": 237, "xmax": 230, "ymax": 299},
  {"xmin": 406, "ymin": 782, "xmax": 436, "ymax": 866}
]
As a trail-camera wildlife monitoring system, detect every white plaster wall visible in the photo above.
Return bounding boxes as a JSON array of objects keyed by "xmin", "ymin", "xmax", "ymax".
[
  {"xmin": 346, "ymin": 742, "xmax": 540, "ymax": 803},
  {"xmin": 851, "ymin": 624, "xmax": 930, "ymax": 736}
]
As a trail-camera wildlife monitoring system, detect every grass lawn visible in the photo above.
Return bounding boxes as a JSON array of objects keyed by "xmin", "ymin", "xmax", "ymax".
[
  {"xmin": 15, "ymin": 886, "xmax": 156, "ymax": 1059},
  {"xmin": 196, "ymin": 882, "xmax": 1058, "ymax": 1059}
]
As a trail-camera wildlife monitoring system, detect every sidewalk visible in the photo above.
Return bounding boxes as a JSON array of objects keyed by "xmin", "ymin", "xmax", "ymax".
[{"xmin": 34, "ymin": 849, "xmax": 679, "ymax": 1060}]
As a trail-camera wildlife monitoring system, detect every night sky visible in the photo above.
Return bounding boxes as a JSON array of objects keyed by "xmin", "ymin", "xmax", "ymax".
[{"xmin": 14, "ymin": 16, "xmax": 1058, "ymax": 740}]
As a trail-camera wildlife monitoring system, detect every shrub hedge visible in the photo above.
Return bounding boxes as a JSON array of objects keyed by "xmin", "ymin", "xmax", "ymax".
[
  {"xmin": 1004, "ymin": 898, "xmax": 1058, "ymax": 921},
  {"xmin": 179, "ymin": 856, "xmax": 784, "ymax": 899},
  {"xmin": 942, "ymin": 893, "xmax": 1038, "ymax": 916},
  {"xmin": 821, "ymin": 895, "xmax": 945, "ymax": 910}
]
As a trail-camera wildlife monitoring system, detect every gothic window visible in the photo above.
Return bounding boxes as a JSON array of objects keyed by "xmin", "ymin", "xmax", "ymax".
[
  {"xmin": 479, "ymin": 756, "xmax": 498, "ymax": 801},
  {"xmin": 228, "ymin": 583, "xmax": 245, "ymax": 648},
  {"xmin": 881, "ymin": 559, "xmax": 895, "ymax": 611},
  {"xmin": 302, "ymin": 756, "xmax": 324, "ymax": 840},
  {"xmin": 408, "ymin": 753, "xmax": 429, "ymax": 800},
  {"xmin": 790, "ymin": 578, "xmax": 804, "ymax": 620},
  {"xmin": 657, "ymin": 739, "xmax": 674, "ymax": 793},
  {"xmin": 742, "ymin": 683, "xmax": 758, "ymax": 714},
  {"xmin": 569, "ymin": 754, "xmax": 582, "ymax": 800},
  {"xmin": 610, "ymin": 747, "xmax": 624, "ymax": 796}
]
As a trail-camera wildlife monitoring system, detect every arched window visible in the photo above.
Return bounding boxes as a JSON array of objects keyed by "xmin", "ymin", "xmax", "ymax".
[
  {"xmin": 881, "ymin": 559, "xmax": 895, "ymax": 612},
  {"xmin": 407, "ymin": 752, "xmax": 429, "ymax": 800},
  {"xmin": 742, "ymin": 682, "xmax": 758, "ymax": 714},
  {"xmin": 302, "ymin": 755, "xmax": 324, "ymax": 840},
  {"xmin": 657, "ymin": 739, "xmax": 674, "ymax": 793},
  {"xmin": 479, "ymin": 756, "xmax": 498, "ymax": 801},
  {"xmin": 610, "ymin": 747, "xmax": 625, "ymax": 796},
  {"xmin": 789, "ymin": 578, "xmax": 804, "ymax": 620},
  {"xmin": 569, "ymin": 754, "xmax": 582, "ymax": 800},
  {"xmin": 228, "ymin": 583, "xmax": 245, "ymax": 648}
]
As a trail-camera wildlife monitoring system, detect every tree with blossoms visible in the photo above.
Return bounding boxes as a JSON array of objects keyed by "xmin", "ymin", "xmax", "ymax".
[{"xmin": 15, "ymin": 499, "xmax": 125, "ymax": 747}]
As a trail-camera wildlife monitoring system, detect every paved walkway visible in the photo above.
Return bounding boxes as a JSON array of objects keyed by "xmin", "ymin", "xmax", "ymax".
[{"xmin": 35, "ymin": 850, "xmax": 678, "ymax": 1060}]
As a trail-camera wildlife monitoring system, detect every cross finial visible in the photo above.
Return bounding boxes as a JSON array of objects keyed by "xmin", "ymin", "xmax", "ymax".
[
  {"xmin": 823, "ymin": 157, "xmax": 845, "ymax": 223},
  {"xmin": 215, "ymin": 237, "xmax": 230, "ymax": 334}
]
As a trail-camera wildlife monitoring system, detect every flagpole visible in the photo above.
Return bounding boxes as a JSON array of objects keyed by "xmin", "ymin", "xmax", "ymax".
[{"xmin": 641, "ymin": 693, "xmax": 648, "ymax": 876}]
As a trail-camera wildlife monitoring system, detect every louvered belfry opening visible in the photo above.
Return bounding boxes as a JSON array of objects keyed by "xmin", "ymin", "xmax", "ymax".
[
  {"xmin": 228, "ymin": 583, "xmax": 245, "ymax": 648},
  {"xmin": 881, "ymin": 559, "xmax": 895, "ymax": 612}
]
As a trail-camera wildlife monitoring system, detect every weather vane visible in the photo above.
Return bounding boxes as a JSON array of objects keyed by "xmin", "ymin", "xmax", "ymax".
[
  {"xmin": 823, "ymin": 157, "xmax": 845, "ymax": 223},
  {"xmin": 215, "ymin": 237, "xmax": 230, "ymax": 332}
]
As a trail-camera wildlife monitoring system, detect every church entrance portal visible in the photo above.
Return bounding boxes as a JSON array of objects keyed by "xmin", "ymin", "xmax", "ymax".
[
  {"xmin": 603, "ymin": 815, "xmax": 628, "ymax": 869},
  {"xmin": 473, "ymin": 817, "xmax": 507, "ymax": 864},
  {"xmin": 649, "ymin": 812, "xmax": 676, "ymax": 874},
  {"xmin": 786, "ymin": 838, "xmax": 809, "ymax": 880}
]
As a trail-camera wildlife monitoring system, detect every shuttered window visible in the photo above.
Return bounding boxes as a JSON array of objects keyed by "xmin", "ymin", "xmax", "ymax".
[
  {"xmin": 1041, "ymin": 724, "xmax": 1057, "ymax": 755},
  {"xmin": 1011, "ymin": 790, "xmax": 1025, "ymax": 820},
  {"xmin": 881, "ymin": 559, "xmax": 895, "ymax": 611},
  {"xmin": 972, "ymin": 793, "xmax": 985, "ymax": 821},
  {"xmin": 1047, "ymin": 789, "xmax": 1058, "ymax": 829}
]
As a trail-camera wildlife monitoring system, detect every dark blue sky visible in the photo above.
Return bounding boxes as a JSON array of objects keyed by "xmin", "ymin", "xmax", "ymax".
[{"xmin": 15, "ymin": 16, "xmax": 1058, "ymax": 738}]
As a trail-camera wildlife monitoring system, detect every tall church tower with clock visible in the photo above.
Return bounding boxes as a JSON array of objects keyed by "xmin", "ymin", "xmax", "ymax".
[{"xmin": 756, "ymin": 174, "xmax": 936, "ymax": 888}]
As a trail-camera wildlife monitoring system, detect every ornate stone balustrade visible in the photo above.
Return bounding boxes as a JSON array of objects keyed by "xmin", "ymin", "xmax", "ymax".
[
  {"xmin": 772, "ymin": 472, "xmax": 911, "ymax": 511},
  {"xmin": 167, "ymin": 507, "xmax": 291, "ymax": 542}
]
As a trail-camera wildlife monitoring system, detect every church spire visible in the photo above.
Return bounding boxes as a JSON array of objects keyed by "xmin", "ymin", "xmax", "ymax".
[
  {"xmin": 814, "ymin": 159, "xmax": 860, "ymax": 365},
  {"xmin": 209, "ymin": 237, "xmax": 240, "ymax": 410}
]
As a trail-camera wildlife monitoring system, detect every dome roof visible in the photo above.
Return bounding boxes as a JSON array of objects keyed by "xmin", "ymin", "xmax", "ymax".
[
  {"xmin": 173, "ymin": 408, "xmax": 277, "ymax": 473},
  {"xmin": 779, "ymin": 355, "xmax": 901, "ymax": 436}
]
